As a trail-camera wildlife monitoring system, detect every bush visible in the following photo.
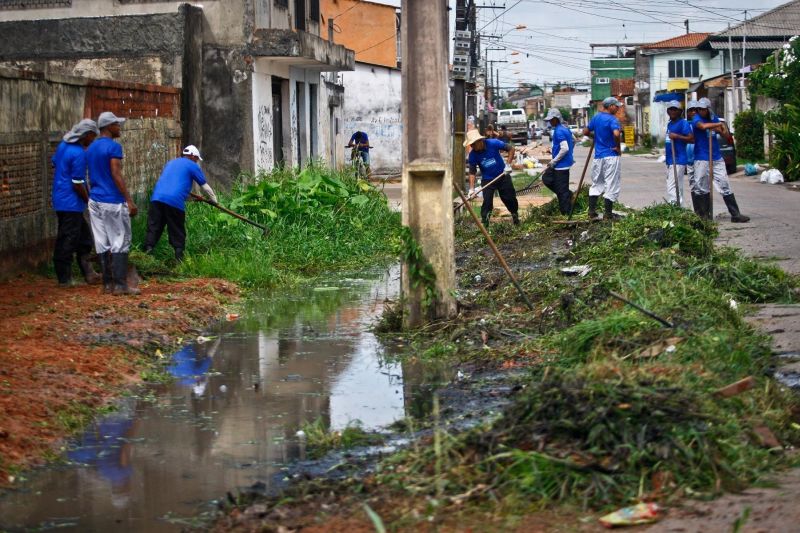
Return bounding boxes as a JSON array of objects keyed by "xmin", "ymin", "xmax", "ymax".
[
  {"xmin": 766, "ymin": 104, "xmax": 800, "ymax": 182},
  {"xmin": 733, "ymin": 109, "xmax": 765, "ymax": 162}
]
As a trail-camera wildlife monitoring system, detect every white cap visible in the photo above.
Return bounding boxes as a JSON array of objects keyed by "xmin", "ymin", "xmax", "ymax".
[
  {"xmin": 544, "ymin": 108, "xmax": 562, "ymax": 121},
  {"xmin": 182, "ymin": 144, "xmax": 203, "ymax": 160},
  {"xmin": 665, "ymin": 100, "xmax": 682, "ymax": 110},
  {"xmin": 97, "ymin": 111, "xmax": 126, "ymax": 129}
]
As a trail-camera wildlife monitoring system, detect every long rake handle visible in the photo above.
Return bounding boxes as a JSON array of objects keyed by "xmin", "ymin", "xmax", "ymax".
[
  {"xmin": 708, "ymin": 133, "xmax": 714, "ymax": 217},
  {"xmin": 190, "ymin": 193, "xmax": 270, "ymax": 235},
  {"xmin": 567, "ymin": 139, "xmax": 595, "ymax": 220},
  {"xmin": 453, "ymin": 183, "xmax": 534, "ymax": 311},
  {"xmin": 670, "ymin": 140, "xmax": 681, "ymax": 206},
  {"xmin": 452, "ymin": 172, "xmax": 506, "ymax": 213}
]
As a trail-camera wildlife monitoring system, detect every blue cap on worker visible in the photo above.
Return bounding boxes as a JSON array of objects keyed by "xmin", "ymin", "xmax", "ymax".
[{"xmin": 602, "ymin": 97, "xmax": 621, "ymax": 108}]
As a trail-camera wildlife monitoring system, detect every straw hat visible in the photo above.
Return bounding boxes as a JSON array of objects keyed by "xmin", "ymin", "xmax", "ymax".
[{"xmin": 463, "ymin": 129, "xmax": 485, "ymax": 147}]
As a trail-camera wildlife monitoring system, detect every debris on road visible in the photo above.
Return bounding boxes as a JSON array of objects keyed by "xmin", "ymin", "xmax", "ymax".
[{"xmin": 599, "ymin": 502, "xmax": 661, "ymax": 528}]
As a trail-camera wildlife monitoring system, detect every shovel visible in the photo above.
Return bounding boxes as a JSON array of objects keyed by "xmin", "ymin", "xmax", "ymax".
[{"xmin": 190, "ymin": 193, "xmax": 270, "ymax": 236}]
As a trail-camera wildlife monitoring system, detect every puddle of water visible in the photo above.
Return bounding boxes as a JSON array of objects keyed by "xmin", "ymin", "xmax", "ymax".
[{"xmin": 0, "ymin": 266, "xmax": 445, "ymax": 532}]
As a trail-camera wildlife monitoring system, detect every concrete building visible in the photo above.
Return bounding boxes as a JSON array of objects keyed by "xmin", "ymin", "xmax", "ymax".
[
  {"xmin": 322, "ymin": 0, "xmax": 401, "ymax": 178},
  {"xmin": 636, "ymin": 33, "xmax": 721, "ymax": 141},
  {"xmin": 0, "ymin": 1, "xmax": 355, "ymax": 185},
  {"xmin": 590, "ymin": 57, "xmax": 634, "ymax": 107}
]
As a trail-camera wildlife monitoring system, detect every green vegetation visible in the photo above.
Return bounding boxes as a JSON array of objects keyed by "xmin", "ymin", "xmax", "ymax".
[
  {"xmin": 300, "ymin": 418, "xmax": 385, "ymax": 458},
  {"xmin": 749, "ymin": 37, "xmax": 800, "ymax": 181},
  {"xmin": 131, "ymin": 165, "xmax": 401, "ymax": 287},
  {"xmin": 733, "ymin": 110, "xmax": 765, "ymax": 162},
  {"xmin": 373, "ymin": 201, "xmax": 799, "ymax": 512}
]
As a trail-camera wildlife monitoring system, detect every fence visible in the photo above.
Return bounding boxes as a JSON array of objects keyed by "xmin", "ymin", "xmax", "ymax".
[{"xmin": 0, "ymin": 68, "xmax": 181, "ymax": 277}]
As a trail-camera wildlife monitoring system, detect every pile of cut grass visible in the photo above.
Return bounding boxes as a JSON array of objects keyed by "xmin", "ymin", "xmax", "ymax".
[
  {"xmin": 374, "ymin": 201, "xmax": 800, "ymax": 511},
  {"xmin": 131, "ymin": 165, "xmax": 401, "ymax": 287}
]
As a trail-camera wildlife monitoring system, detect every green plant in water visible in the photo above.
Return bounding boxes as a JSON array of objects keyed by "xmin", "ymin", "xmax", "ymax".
[
  {"xmin": 400, "ymin": 226, "xmax": 439, "ymax": 315},
  {"xmin": 300, "ymin": 418, "xmax": 385, "ymax": 458}
]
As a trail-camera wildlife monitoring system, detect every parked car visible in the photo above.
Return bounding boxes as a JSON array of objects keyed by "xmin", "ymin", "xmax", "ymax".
[{"xmin": 533, "ymin": 127, "xmax": 544, "ymax": 140}]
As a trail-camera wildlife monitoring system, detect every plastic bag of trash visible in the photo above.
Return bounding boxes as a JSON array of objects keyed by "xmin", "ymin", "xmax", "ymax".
[
  {"xmin": 744, "ymin": 163, "xmax": 758, "ymax": 176},
  {"xmin": 760, "ymin": 168, "xmax": 784, "ymax": 184},
  {"xmin": 599, "ymin": 502, "xmax": 661, "ymax": 528},
  {"xmin": 657, "ymin": 155, "xmax": 666, "ymax": 163}
]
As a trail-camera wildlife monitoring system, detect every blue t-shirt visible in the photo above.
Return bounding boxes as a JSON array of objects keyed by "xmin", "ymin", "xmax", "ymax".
[
  {"xmin": 151, "ymin": 157, "xmax": 208, "ymax": 211},
  {"xmin": 551, "ymin": 124, "xmax": 575, "ymax": 169},
  {"xmin": 51, "ymin": 141, "xmax": 88, "ymax": 213},
  {"xmin": 349, "ymin": 132, "xmax": 369, "ymax": 153},
  {"xmin": 87, "ymin": 137, "xmax": 125, "ymax": 203},
  {"xmin": 587, "ymin": 112, "xmax": 621, "ymax": 159},
  {"xmin": 468, "ymin": 138, "xmax": 508, "ymax": 182},
  {"xmin": 692, "ymin": 115, "xmax": 723, "ymax": 162},
  {"xmin": 665, "ymin": 118, "xmax": 693, "ymax": 166}
]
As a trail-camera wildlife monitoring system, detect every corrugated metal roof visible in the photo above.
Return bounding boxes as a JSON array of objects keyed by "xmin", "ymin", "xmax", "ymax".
[
  {"xmin": 709, "ymin": 40, "xmax": 790, "ymax": 50},
  {"xmin": 640, "ymin": 33, "xmax": 711, "ymax": 49},
  {"xmin": 712, "ymin": 0, "xmax": 800, "ymax": 39}
]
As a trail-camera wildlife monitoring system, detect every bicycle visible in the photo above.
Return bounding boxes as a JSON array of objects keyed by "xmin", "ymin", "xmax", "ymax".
[{"xmin": 347, "ymin": 145, "xmax": 373, "ymax": 179}]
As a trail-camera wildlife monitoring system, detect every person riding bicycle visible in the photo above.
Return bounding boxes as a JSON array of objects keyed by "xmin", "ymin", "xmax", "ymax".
[{"xmin": 347, "ymin": 131, "xmax": 371, "ymax": 177}]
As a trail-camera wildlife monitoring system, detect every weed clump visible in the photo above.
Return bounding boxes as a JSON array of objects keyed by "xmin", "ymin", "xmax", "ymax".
[
  {"xmin": 300, "ymin": 418, "xmax": 385, "ymax": 459},
  {"xmin": 132, "ymin": 165, "xmax": 401, "ymax": 287}
]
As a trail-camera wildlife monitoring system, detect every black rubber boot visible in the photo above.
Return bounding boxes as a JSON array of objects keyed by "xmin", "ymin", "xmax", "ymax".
[
  {"xmin": 604, "ymin": 198, "xmax": 619, "ymax": 221},
  {"xmin": 588, "ymin": 195, "xmax": 600, "ymax": 220},
  {"xmin": 78, "ymin": 253, "xmax": 102, "ymax": 285},
  {"xmin": 723, "ymin": 194, "xmax": 750, "ymax": 223},
  {"xmin": 111, "ymin": 253, "xmax": 140, "ymax": 296},
  {"xmin": 99, "ymin": 252, "xmax": 114, "ymax": 294},
  {"xmin": 174, "ymin": 248, "xmax": 184, "ymax": 262},
  {"xmin": 511, "ymin": 213, "xmax": 520, "ymax": 225},
  {"xmin": 691, "ymin": 193, "xmax": 703, "ymax": 218},
  {"xmin": 700, "ymin": 193, "xmax": 713, "ymax": 221}
]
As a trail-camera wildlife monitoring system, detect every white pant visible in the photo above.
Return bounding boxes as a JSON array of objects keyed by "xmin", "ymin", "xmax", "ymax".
[
  {"xmin": 692, "ymin": 160, "xmax": 731, "ymax": 196},
  {"xmin": 590, "ymin": 156, "xmax": 621, "ymax": 202},
  {"xmin": 89, "ymin": 200, "xmax": 132, "ymax": 254},
  {"xmin": 665, "ymin": 164, "xmax": 686, "ymax": 206}
]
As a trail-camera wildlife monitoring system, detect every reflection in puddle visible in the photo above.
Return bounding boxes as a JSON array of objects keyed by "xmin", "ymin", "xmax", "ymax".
[{"xmin": 0, "ymin": 266, "xmax": 442, "ymax": 532}]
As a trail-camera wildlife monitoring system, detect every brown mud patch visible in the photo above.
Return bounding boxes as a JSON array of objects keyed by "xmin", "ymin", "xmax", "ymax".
[{"xmin": 0, "ymin": 274, "xmax": 238, "ymax": 484}]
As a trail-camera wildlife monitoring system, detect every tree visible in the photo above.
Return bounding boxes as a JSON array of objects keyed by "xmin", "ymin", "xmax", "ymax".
[
  {"xmin": 749, "ymin": 36, "xmax": 800, "ymax": 181},
  {"xmin": 558, "ymin": 107, "xmax": 572, "ymax": 123},
  {"xmin": 501, "ymin": 102, "xmax": 518, "ymax": 110}
]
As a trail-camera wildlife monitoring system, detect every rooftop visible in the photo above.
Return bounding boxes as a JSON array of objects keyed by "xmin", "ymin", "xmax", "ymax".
[
  {"xmin": 712, "ymin": 0, "xmax": 800, "ymax": 39},
  {"xmin": 640, "ymin": 33, "xmax": 711, "ymax": 50}
]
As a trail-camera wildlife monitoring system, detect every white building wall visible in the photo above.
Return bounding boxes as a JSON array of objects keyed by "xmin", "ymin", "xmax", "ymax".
[
  {"xmin": 648, "ymin": 49, "xmax": 724, "ymax": 140},
  {"xmin": 252, "ymin": 59, "xmax": 275, "ymax": 173},
  {"xmin": 341, "ymin": 62, "xmax": 402, "ymax": 178}
]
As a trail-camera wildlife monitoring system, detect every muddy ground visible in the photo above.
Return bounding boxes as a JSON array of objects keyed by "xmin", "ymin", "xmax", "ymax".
[{"xmin": 0, "ymin": 274, "xmax": 237, "ymax": 485}]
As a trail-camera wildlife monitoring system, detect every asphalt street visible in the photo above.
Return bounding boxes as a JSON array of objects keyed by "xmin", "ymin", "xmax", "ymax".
[{"xmin": 571, "ymin": 145, "xmax": 800, "ymax": 275}]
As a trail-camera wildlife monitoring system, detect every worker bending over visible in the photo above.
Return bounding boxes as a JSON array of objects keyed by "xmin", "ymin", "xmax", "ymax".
[{"xmin": 465, "ymin": 129, "xmax": 520, "ymax": 226}]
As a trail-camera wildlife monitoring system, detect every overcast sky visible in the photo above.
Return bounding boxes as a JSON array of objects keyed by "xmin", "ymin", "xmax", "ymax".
[{"xmin": 370, "ymin": 0, "xmax": 793, "ymax": 89}]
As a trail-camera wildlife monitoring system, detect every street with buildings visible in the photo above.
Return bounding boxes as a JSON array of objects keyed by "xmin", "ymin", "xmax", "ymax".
[{"xmin": 1, "ymin": 0, "xmax": 800, "ymax": 531}]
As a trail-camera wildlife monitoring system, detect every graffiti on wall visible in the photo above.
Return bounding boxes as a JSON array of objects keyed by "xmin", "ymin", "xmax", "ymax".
[{"xmin": 256, "ymin": 104, "xmax": 273, "ymax": 171}]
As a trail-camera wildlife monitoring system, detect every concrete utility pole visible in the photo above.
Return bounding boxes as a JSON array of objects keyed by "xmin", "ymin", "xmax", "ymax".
[
  {"xmin": 728, "ymin": 23, "xmax": 737, "ymax": 123},
  {"xmin": 400, "ymin": 0, "xmax": 456, "ymax": 327},
  {"xmin": 452, "ymin": 0, "xmax": 468, "ymax": 191}
]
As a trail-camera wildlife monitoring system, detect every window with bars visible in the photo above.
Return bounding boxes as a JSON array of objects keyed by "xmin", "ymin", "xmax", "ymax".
[
  {"xmin": 0, "ymin": 0, "xmax": 71, "ymax": 8},
  {"xmin": 668, "ymin": 59, "xmax": 700, "ymax": 78},
  {"xmin": 309, "ymin": 0, "xmax": 319, "ymax": 23}
]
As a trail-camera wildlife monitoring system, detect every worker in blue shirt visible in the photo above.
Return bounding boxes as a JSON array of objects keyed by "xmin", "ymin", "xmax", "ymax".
[
  {"xmin": 51, "ymin": 119, "xmax": 101, "ymax": 287},
  {"xmin": 542, "ymin": 108, "xmax": 575, "ymax": 215},
  {"xmin": 691, "ymin": 98, "xmax": 749, "ymax": 222},
  {"xmin": 87, "ymin": 111, "xmax": 139, "ymax": 295},
  {"xmin": 685, "ymin": 100, "xmax": 699, "ymax": 188},
  {"xmin": 347, "ymin": 131, "xmax": 371, "ymax": 176},
  {"xmin": 143, "ymin": 145, "xmax": 217, "ymax": 261},
  {"xmin": 583, "ymin": 97, "xmax": 622, "ymax": 220},
  {"xmin": 664, "ymin": 101, "xmax": 694, "ymax": 207},
  {"xmin": 465, "ymin": 128, "xmax": 519, "ymax": 226}
]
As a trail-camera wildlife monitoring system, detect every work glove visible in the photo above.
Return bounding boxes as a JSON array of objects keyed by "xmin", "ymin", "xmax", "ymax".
[
  {"xmin": 202, "ymin": 183, "xmax": 218, "ymax": 204},
  {"xmin": 504, "ymin": 164, "xmax": 512, "ymax": 174}
]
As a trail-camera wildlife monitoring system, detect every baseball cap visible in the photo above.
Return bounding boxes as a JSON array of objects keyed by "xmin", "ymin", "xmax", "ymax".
[
  {"xmin": 695, "ymin": 99, "xmax": 710, "ymax": 109},
  {"xmin": 665, "ymin": 101, "xmax": 682, "ymax": 110},
  {"xmin": 603, "ymin": 97, "xmax": 622, "ymax": 108},
  {"xmin": 97, "ymin": 111, "xmax": 126, "ymax": 129},
  {"xmin": 62, "ymin": 119, "xmax": 100, "ymax": 143},
  {"xmin": 687, "ymin": 100, "xmax": 699, "ymax": 109},
  {"xmin": 182, "ymin": 144, "xmax": 203, "ymax": 160},
  {"xmin": 544, "ymin": 108, "xmax": 562, "ymax": 121}
]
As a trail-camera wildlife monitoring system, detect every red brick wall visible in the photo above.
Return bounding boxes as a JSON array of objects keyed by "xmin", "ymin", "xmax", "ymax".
[{"xmin": 84, "ymin": 80, "xmax": 180, "ymax": 121}]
